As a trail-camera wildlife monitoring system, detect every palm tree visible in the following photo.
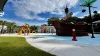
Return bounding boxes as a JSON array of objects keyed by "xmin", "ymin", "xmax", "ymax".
[
  {"xmin": 25, "ymin": 23, "xmax": 29, "ymax": 27},
  {"xmin": 5, "ymin": 22, "xmax": 11, "ymax": 33},
  {"xmin": 80, "ymin": 0, "xmax": 97, "ymax": 38},
  {"xmin": 0, "ymin": 20, "xmax": 6, "ymax": 33},
  {"xmin": 66, "ymin": 17, "xmax": 79, "ymax": 23},
  {"xmin": 13, "ymin": 25, "xmax": 18, "ymax": 33},
  {"xmin": 93, "ymin": 13, "xmax": 100, "ymax": 21},
  {"xmin": 2, "ymin": 21, "xmax": 6, "ymax": 33},
  {"xmin": 30, "ymin": 25, "xmax": 38, "ymax": 32},
  {"xmin": 0, "ymin": 20, "xmax": 3, "ymax": 33},
  {"xmin": 10, "ymin": 22, "xmax": 16, "ymax": 33},
  {"xmin": 48, "ymin": 17, "xmax": 60, "ymax": 26},
  {"xmin": 5, "ymin": 22, "xmax": 16, "ymax": 33}
]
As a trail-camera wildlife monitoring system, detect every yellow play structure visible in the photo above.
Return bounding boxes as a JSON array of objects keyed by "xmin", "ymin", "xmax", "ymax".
[{"xmin": 32, "ymin": 31, "xmax": 36, "ymax": 33}]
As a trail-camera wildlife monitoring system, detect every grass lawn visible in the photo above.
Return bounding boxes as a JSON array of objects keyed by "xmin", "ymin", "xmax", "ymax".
[{"xmin": 0, "ymin": 37, "xmax": 55, "ymax": 56}]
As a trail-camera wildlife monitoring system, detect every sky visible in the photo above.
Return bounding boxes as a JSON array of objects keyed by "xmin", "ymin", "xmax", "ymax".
[{"xmin": 0, "ymin": 0, "xmax": 100, "ymax": 26}]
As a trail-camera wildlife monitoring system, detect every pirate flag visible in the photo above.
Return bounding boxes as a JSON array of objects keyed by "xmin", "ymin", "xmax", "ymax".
[{"xmin": 65, "ymin": 7, "xmax": 69, "ymax": 14}]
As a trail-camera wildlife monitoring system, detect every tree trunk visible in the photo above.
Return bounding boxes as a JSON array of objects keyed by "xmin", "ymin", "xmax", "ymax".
[
  {"xmin": 1, "ymin": 23, "xmax": 4, "ymax": 33},
  {"xmin": 88, "ymin": 4, "xmax": 95, "ymax": 38}
]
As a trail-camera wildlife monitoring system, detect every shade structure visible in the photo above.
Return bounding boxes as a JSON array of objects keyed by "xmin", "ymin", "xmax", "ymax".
[{"xmin": 0, "ymin": 0, "xmax": 8, "ymax": 11}]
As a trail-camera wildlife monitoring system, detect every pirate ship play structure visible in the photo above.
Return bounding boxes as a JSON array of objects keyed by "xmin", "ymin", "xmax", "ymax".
[{"xmin": 52, "ymin": 7, "xmax": 88, "ymax": 36}]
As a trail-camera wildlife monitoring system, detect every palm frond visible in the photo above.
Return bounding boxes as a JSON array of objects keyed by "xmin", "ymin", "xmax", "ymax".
[
  {"xmin": 89, "ymin": 0, "xmax": 97, "ymax": 4},
  {"xmin": 80, "ymin": 0, "xmax": 97, "ymax": 7},
  {"xmin": 80, "ymin": 2, "xmax": 89, "ymax": 7}
]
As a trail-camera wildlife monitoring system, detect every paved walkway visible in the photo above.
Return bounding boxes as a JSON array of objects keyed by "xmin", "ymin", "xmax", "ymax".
[
  {"xmin": 25, "ymin": 36, "xmax": 100, "ymax": 56},
  {"xmin": 1, "ymin": 33, "xmax": 100, "ymax": 56},
  {"xmin": 0, "ymin": 33, "xmax": 23, "ymax": 37}
]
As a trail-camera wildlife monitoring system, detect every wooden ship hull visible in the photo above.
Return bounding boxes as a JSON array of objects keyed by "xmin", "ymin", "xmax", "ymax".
[{"xmin": 52, "ymin": 21, "xmax": 88, "ymax": 36}]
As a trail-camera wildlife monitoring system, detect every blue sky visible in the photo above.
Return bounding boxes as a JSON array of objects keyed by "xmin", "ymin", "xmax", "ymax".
[{"xmin": 0, "ymin": 0, "xmax": 100, "ymax": 26}]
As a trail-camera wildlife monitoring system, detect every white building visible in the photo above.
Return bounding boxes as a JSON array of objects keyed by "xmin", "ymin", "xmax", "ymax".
[
  {"xmin": 37, "ymin": 26, "xmax": 41, "ymax": 33},
  {"xmin": 37, "ymin": 26, "xmax": 56, "ymax": 33},
  {"xmin": 46, "ymin": 26, "xmax": 56, "ymax": 33},
  {"xmin": 0, "ymin": 25, "xmax": 7, "ymax": 32}
]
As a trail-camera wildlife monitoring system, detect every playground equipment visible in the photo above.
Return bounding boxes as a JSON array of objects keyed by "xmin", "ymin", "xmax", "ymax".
[
  {"xmin": 52, "ymin": 7, "xmax": 88, "ymax": 36},
  {"xmin": 41, "ymin": 25, "xmax": 46, "ymax": 33},
  {"xmin": 32, "ymin": 31, "xmax": 36, "ymax": 33},
  {"xmin": 53, "ymin": 21, "xmax": 88, "ymax": 36},
  {"xmin": 72, "ymin": 29, "xmax": 77, "ymax": 41},
  {"xmin": 18, "ymin": 26, "xmax": 30, "ymax": 35}
]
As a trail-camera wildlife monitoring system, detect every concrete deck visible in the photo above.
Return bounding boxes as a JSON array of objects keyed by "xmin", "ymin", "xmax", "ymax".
[
  {"xmin": 1, "ymin": 33, "xmax": 100, "ymax": 56},
  {"xmin": 26, "ymin": 36, "xmax": 100, "ymax": 56}
]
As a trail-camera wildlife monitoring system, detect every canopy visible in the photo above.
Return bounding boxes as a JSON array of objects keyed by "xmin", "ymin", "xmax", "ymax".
[{"xmin": 0, "ymin": 0, "xmax": 8, "ymax": 11}]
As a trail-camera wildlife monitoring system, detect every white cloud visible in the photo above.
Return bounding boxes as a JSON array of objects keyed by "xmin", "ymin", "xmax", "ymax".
[
  {"xmin": 72, "ymin": 12, "xmax": 80, "ymax": 16},
  {"xmin": 98, "ymin": 11, "xmax": 100, "ymax": 13},
  {"xmin": 9, "ymin": 0, "xmax": 79, "ymax": 20},
  {"xmin": 78, "ymin": 16, "xmax": 84, "ymax": 18},
  {"xmin": 78, "ymin": 13, "xmax": 89, "ymax": 18},
  {"xmin": 32, "ymin": 15, "xmax": 46, "ymax": 20},
  {"xmin": 27, "ymin": 22, "xmax": 47, "ymax": 26},
  {"xmin": 0, "ymin": 18, "xmax": 24, "ymax": 26},
  {"xmin": 0, "ymin": 12, "xmax": 4, "ymax": 17},
  {"xmin": 78, "ymin": 11, "xmax": 99, "ymax": 18},
  {"xmin": 0, "ymin": 18, "xmax": 47, "ymax": 26}
]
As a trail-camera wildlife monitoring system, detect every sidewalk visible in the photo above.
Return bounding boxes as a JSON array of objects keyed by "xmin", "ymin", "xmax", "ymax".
[
  {"xmin": 1, "ymin": 33, "xmax": 100, "ymax": 56},
  {"xmin": 26, "ymin": 36, "xmax": 100, "ymax": 56}
]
